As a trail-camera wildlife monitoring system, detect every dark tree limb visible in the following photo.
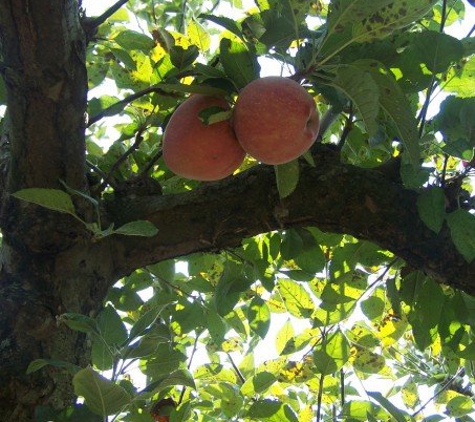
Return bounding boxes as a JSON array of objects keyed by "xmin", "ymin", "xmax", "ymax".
[
  {"xmin": 105, "ymin": 144, "xmax": 475, "ymax": 294},
  {"xmin": 83, "ymin": 0, "xmax": 129, "ymax": 30}
]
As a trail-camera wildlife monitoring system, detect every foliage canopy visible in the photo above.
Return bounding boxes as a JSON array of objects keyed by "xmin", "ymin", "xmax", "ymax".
[{"xmin": 1, "ymin": 0, "xmax": 475, "ymax": 421}]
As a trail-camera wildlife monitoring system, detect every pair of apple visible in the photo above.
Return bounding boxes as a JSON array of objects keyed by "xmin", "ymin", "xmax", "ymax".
[{"xmin": 163, "ymin": 76, "xmax": 320, "ymax": 181}]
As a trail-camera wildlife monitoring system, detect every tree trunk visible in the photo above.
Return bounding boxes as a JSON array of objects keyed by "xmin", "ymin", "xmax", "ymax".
[{"xmin": 0, "ymin": 1, "xmax": 95, "ymax": 419}]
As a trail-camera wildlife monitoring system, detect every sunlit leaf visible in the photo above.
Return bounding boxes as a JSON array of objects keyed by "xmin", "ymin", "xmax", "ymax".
[
  {"xmin": 219, "ymin": 37, "xmax": 260, "ymax": 89},
  {"xmin": 446, "ymin": 209, "xmax": 475, "ymax": 263},
  {"xmin": 73, "ymin": 368, "xmax": 131, "ymax": 416}
]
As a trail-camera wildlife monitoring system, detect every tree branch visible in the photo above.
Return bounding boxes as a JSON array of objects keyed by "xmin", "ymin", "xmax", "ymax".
[
  {"xmin": 104, "ymin": 143, "xmax": 475, "ymax": 294},
  {"xmin": 86, "ymin": 0, "xmax": 129, "ymax": 29}
]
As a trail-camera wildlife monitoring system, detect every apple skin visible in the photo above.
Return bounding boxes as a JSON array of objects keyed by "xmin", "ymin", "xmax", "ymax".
[
  {"xmin": 233, "ymin": 77, "xmax": 320, "ymax": 165},
  {"xmin": 163, "ymin": 95, "xmax": 245, "ymax": 181}
]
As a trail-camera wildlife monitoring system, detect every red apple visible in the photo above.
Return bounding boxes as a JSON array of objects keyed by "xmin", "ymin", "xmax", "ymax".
[
  {"xmin": 163, "ymin": 95, "xmax": 245, "ymax": 181},
  {"xmin": 233, "ymin": 76, "xmax": 320, "ymax": 165}
]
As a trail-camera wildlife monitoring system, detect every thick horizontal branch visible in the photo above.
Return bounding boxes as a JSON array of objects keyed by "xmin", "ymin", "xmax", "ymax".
[{"xmin": 105, "ymin": 144, "xmax": 475, "ymax": 294}]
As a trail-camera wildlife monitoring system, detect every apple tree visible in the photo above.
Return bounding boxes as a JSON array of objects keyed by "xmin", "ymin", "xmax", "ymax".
[{"xmin": 0, "ymin": 0, "xmax": 475, "ymax": 420}]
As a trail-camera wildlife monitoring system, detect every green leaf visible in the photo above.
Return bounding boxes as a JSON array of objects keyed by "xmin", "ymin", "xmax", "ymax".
[
  {"xmin": 11, "ymin": 188, "xmax": 75, "ymax": 214},
  {"xmin": 219, "ymin": 37, "xmax": 260, "ymax": 90},
  {"xmin": 446, "ymin": 396, "xmax": 475, "ymax": 417},
  {"xmin": 59, "ymin": 313, "xmax": 100, "ymax": 334},
  {"xmin": 313, "ymin": 350, "xmax": 337, "ymax": 375},
  {"xmin": 446, "ymin": 209, "xmax": 475, "ymax": 263},
  {"xmin": 129, "ymin": 302, "xmax": 170, "ymax": 340},
  {"xmin": 324, "ymin": 63, "xmax": 380, "ymax": 136},
  {"xmin": 277, "ymin": 279, "xmax": 314, "ymax": 318},
  {"xmin": 354, "ymin": 60, "xmax": 420, "ymax": 171},
  {"xmin": 247, "ymin": 399, "xmax": 298, "ymax": 422},
  {"xmin": 275, "ymin": 159, "xmax": 300, "ymax": 199},
  {"xmin": 241, "ymin": 372, "xmax": 276, "ymax": 396},
  {"xmin": 352, "ymin": 348, "xmax": 386, "ymax": 373},
  {"xmin": 405, "ymin": 275, "xmax": 444, "ymax": 350},
  {"xmin": 343, "ymin": 401, "xmax": 388, "ymax": 420},
  {"xmin": 416, "ymin": 187, "xmax": 446, "ymax": 233},
  {"xmin": 169, "ymin": 45, "xmax": 199, "ymax": 70},
  {"xmin": 368, "ymin": 391, "xmax": 410, "ymax": 422},
  {"xmin": 114, "ymin": 30, "xmax": 155, "ymax": 52},
  {"xmin": 407, "ymin": 31, "xmax": 464, "ymax": 74},
  {"xmin": 361, "ymin": 295, "xmax": 385, "ymax": 320},
  {"xmin": 115, "ymin": 220, "xmax": 158, "ymax": 237},
  {"xmin": 321, "ymin": 0, "xmax": 437, "ymax": 57},
  {"xmin": 214, "ymin": 261, "xmax": 250, "ymax": 316},
  {"xmin": 247, "ymin": 296, "xmax": 271, "ymax": 339},
  {"xmin": 275, "ymin": 319, "xmax": 295, "ymax": 355},
  {"xmin": 73, "ymin": 367, "xmax": 131, "ymax": 416},
  {"xmin": 436, "ymin": 96, "xmax": 475, "ymax": 159},
  {"xmin": 324, "ymin": 330, "xmax": 351, "ymax": 370},
  {"xmin": 92, "ymin": 305, "xmax": 128, "ymax": 370},
  {"xmin": 444, "ymin": 55, "xmax": 475, "ymax": 98},
  {"xmin": 144, "ymin": 344, "xmax": 187, "ymax": 378},
  {"xmin": 141, "ymin": 369, "xmax": 196, "ymax": 398},
  {"xmin": 207, "ymin": 310, "xmax": 227, "ymax": 344},
  {"xmin": 198, "ymin": 106, "xmax": 233, "ymax": 125},
  {"xmin": 26, "ymin": 359, "xmax": 79, "ymax": 375},
  {"xmin": 187, "ymin": 20, "xmax": 211, "ymax": 51},
  {"xmin": 199, "ymin": 14, "xmax": 243, "ymax": 40}
]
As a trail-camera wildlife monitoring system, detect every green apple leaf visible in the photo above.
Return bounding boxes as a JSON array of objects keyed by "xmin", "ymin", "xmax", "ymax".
[
  {"xmin": 275, "ymin": 159, "xmax": 300, "ymax": 199},
  {"xmin": 417, "ymin": 187, "xmax": 446, "ymax": 233},
  {"xmin": 73, "ymin": 367, "xmax": 131, "ymax": 416},
  {"xmin": 368, "ymin": 391, "xmax": 410, "ymax": 422},
  {"xmin": 324, "ymin": 63, "xmax": 380, "ymax": 136},
  {"xmin": 11, "ymin": 188, "xmax": 75, "ymax": 215},
  {"xmin": 320, "ymin": 0, "xmax": 437, "ymax": 58},
  {"xmin": 355, "ymin": 60, "xmax": 420, "ymax": 170},
  {"xmin": 114, "ymin": 30, "xmax": 155, "ymax": 52},
  {"xmin": 199, "ymin": 106, "xmax": 233, "ymax": 125},
  {"xmin": 446, "ymin": 209, "xmax": 475, "ymax": 263},
  {"xmin": 220, "ymin": 37, "xmax": 260, "ymax": 90},
  {"xmin": 114, "ymin": 220, "xmax": 158, "ymax": 237}
]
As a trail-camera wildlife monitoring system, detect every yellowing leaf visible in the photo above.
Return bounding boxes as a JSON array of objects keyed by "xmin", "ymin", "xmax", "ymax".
[{"xmin": 187, "ymin": 20, "xmax": 211, "ymax": 51}]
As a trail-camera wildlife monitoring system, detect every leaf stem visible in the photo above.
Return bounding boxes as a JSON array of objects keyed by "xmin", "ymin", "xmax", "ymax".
[
  {"xmin": 417, "ymin": 0, "xmax": 448, "ymax": 137},
  {"xmin": 96, "ymin": 127, "xmax": 146, "ymax": 193}
]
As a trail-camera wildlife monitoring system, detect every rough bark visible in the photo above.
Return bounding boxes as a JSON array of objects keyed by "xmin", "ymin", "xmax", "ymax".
[
  {"xmin": 0, "ymin": 0, "xmax": 474, "ymax": 421},
  {"xmin": 107, "ymin": 144, "xmax": 475, "ymax": 293}
]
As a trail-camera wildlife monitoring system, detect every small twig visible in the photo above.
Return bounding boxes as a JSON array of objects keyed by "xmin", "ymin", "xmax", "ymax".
[
  {"xmin": 86, "ymin": 159, "xmax": 108, "ymax": 181},
  {"xmin": 340, "ymin": 368, "xmax": 345, "ymax": 410},
  {"xmin": 178, "ymin": 331, "xmax": 202, "ymax": 405},
  {"xmin": 412, "ymin": 367, "xmax": 465, "ymax": 417},
  {"xmin": 440, "ymin": 153, "xmax": 449, "ymax": 187},
  {"xmin": 96, "ymin": 128, "xmax": 146, "ymax": 192},
  {"xmin": 151, "ymin": 0, "xmax": 158, "ymax": 24},
  {"xmin": 178, "ymin": 0, "xmax": 188, "ymax": 33},
  {"xmin": 417, "ymin": 0, "xmax": 448, "ymax": 137},
  {"xmin": 315, "ymin": 106, "xmax": 341, "ymax": 144},
  {"xmin": 139, "ymin": 149, "xmax": 163, "ymax": 177},
  {"xmin": 336, "ymin": 104, "xmax": 354, "ymax": 150},
  {"xmin": 87, "ymin": 86, "xmax": 182, "ymax": 127},
  {"xmin": 227, "ymin": 353, "xmax": 246, "ymax": 384},
  {"xmin": 316, "ymin": 368, "xmax": 326, "ymax": 422},
  {"xmin": 87, "ymin": 0, "xmax": 129, "ymax": 29}
]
